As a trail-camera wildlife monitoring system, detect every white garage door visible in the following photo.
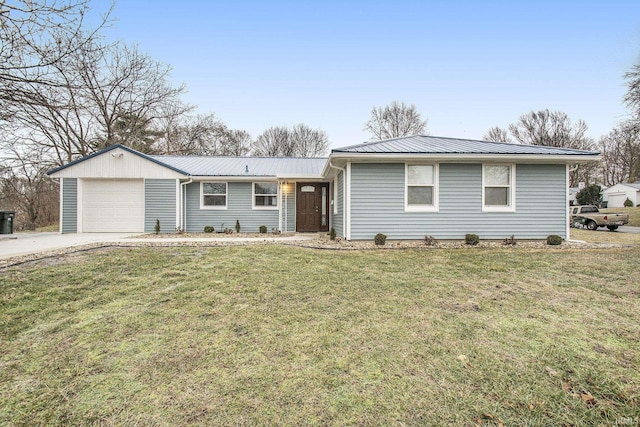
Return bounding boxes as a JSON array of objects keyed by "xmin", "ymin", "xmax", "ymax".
[
  {"xmin": 82, "ymin": 179, "xmax": 144, "ymax": 232},
  {"xmin": 607, "ymin": 194, "xmax": 627, "ymax": 208}
]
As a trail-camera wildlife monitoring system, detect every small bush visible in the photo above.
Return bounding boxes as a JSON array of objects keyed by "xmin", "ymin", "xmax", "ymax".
[
  {"xmin": 235, "ymin": 220, "xmax": 241, "ymax": 233},
  {"xmin": 424, "ymin": 235, "xmax": 437, "ymax": 246},
  {"xmin": 203, "ymin": 226, "xmax": 215, "ymax": 233},
  {"xmin": 465, "ymin": 234, "xmax": 479, "ymax": 245},
  {"xmin": 224, "ymin": 228, "xmax": 233, "ymax": 234},
  {"xmin": 259, "ymin": 225, "xmax": 267, "ymax": 234},
  {"xmin": 329, "ymin": 228, "xmax": 336, "ymax": 241},
  {"xmin": 624, "ymin": 198, "xmax": 634, "ymax": 207},
  {"xmin": 502, "ymin": 234, "xmax": 516, "ymax": 246},
  {"xmin": 374, "ymin": 233, "xmax": 387, "ymax": 246},
  {"xmin": 546, "ymin": 235, "xmax": 563, "ymax": 245},
  {"xmin": 154, "ymin": 219, "xmax": 160, "ymax": 235}
]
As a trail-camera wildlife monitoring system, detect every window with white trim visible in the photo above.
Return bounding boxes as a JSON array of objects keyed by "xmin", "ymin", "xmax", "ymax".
[
  {"xmin": 201, "ymin": 182, "xmax": 227, "ymax": 209},
  {"xmin": 253, "ymin": 182, "xmax": 278, "ymax": 209},
  {"xmin": 405, "ymin": 164, "xmax": 438, "ymax": 211},
  {"xmin": 483, "ymin": 164, "xmax": 515, "ymax": 211}
]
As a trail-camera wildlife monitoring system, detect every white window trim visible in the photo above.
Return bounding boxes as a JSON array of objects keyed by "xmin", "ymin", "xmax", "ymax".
[
  {"xmin": 252, "ymin": 181, "xmax": 279, "ymax": 210},
  {"xmin": 200, "ymin": 181, "xmax": 228, "ymax": 210},
  {"xmin": 405, "ymin": 163, "xmax": 439, "ymax": 212},
  {"xmin": 482, "ymin": 163, "xmax": 516, "ymax": 212},
  {"xmin": 333, "ymin": 177, "xmax": 338, "ymax": 214}
]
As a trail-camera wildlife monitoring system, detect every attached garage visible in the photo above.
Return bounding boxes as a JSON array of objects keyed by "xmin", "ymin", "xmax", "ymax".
[
  {"xmin": 48, "ymin": 145, "xmax": 186, "ymax": 233},
  {"xmin": 81, "ymin": 179, "xmax": 144, "ymax": 232}
]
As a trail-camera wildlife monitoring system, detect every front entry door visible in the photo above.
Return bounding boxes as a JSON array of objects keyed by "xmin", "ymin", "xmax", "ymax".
[{"xmin": 296, "ymin": 183, "xmax": 329, "ymax": 232}]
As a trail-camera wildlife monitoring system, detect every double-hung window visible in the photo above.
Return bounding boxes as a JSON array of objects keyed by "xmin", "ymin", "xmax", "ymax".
[
  {"xmin": 405, "ymin": 164, "xmax": 438, "ymax": 211},
  {"xmin": 253, "ymin": 182, "xmax": 278, "ymax": 209},
  {"xmin": 483, "ymin": 164, "xmax": 515, "ymax": 212},
  {"xmin": 201, "ymin": 182, "xmax": 227, "ymax": 209}
]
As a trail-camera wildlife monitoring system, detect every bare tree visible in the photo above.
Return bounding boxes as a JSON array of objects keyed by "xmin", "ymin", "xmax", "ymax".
[
  {"xmin": 252, "ymin": 124, "xmax": 328, "ymax": 157},
  {"xmin": 0, "ymin": 0, "xmax": 112, "ymax": 120},
  {"xmin": 508, "ymin": 109, "xmax": 592, "ymax": 150},
  {"xmin": 623, "ymin": 64, "xmax": 640, "ymax": 121},
  {"xmin": 598, "ymin": 122, "xmax": 640, "ymax": 186},
  {"xmin": 4, "ymin": 39, "xmax": 189, "ymax": 164},
  {"xmin": 220, "ymin": 129, "xmax": 252, "ymax": 156},
  {"xmin": 502, "ymin": 109, "xmax": 596, "ymax": 187},
  {"xmin": 483, "ymin": 126, "xmax": 512, "ymax": 143},
  {"xmin": 363, "ymin": 101, "xmax": 428, "ymax": 140},
  {"xmin": 252, "ymin": 126, "xmax": 292, "ymax": 156},
  {"xmin": 0, "ymin": 144, "xmax": 58, "ymax": 229}
]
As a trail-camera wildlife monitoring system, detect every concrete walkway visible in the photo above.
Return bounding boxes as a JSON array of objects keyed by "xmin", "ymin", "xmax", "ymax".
[{"xmin": 0, "ymin": 232, "xmax": 316, "ymax": 260}]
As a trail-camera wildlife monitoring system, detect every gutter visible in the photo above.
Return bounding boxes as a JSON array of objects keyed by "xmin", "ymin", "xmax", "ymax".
[
  {"xmin": 179, "ymin": 178, "xmax": 193, "ymax": 232},
  {"xmin": 328, "ymin": 161, "xmax": 347, "ymax": 240}
]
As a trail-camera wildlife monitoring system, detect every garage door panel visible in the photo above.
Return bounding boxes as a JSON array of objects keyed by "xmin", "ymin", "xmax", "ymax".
[{"xmin": 82, "ymin": 179, "xmax": 144, "ymax": 232}]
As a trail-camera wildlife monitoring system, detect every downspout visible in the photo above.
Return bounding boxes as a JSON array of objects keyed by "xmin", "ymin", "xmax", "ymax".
[
  {"xmin": 328, "ymin": 161, "xmax": 346, "ymax": 239},
  {"xmin": 180, "ymin": 178, "xmax": 193, "ymax": 232}
]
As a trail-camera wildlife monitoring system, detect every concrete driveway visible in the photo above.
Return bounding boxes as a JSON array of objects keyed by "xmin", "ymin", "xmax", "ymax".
[
  {"xmin": 0, "ymin": 232, "xmax": 317, "ymax": 260},
  {"xmin": 0, "ymin": 232, "xmax": 135, "ymax": 259}
]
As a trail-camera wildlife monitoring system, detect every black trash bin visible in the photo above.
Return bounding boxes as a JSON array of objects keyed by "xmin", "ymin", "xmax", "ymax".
[{"xmin": 0, "ymin": 211, "xmax": 15, "ymax": 234}]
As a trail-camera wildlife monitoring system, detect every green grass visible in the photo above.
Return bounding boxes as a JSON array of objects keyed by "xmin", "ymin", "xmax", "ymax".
[
  {"xmin": 601, "ymin": 206, "xmax": 640, "ymax": 227},
  {"xmin": 1, "ymin": 246, "xmax": 639, "ymax": 426}
]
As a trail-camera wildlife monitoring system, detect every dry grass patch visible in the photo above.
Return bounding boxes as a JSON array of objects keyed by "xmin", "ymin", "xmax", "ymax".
[
  {"xmin": 1, "ymin": 246, "xmax": 639, "ymax": 426},
  {"xmin": 571, "ymin": 228, "xmax": 640, "ymax": 245}
]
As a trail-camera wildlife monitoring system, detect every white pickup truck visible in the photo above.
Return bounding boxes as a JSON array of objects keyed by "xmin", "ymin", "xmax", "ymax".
[{"xmin": 569, "ymin": 205, "xmax": 629, "ymax": 231}]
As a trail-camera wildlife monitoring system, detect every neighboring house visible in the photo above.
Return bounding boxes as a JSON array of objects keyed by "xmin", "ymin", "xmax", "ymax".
[
  {"xmin": 603, "ymin": 182, "xmax": 640, "ymax": 207},
  {"xmin": 47, "ymin": 135, "xmax": 599, "ymax": 240}
]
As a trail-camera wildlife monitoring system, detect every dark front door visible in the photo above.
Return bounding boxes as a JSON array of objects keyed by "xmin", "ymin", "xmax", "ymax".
[{"xmin": 296, "ymin": 183, "xmax": 329, "ymax": 232}]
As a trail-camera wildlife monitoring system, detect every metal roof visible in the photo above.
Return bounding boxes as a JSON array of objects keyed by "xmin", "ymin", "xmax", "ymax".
[
  {"xmin": 332, "ymin": 135, "xmax": 600, "ymax": 156},
  {"xmin": 149, "ymin": 155, "xmax": 327, "ymax": 177}
]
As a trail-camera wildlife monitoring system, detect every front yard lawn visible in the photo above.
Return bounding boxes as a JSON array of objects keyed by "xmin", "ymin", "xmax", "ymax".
[{"xmin": 1, "ymin": 246, "xmax": 638, "ymax": 426}]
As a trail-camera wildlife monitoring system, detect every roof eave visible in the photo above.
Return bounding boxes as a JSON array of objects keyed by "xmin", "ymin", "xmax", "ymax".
[{"xmin": 327, "ymin": 152, "xmax": 601, "ymax": 164}]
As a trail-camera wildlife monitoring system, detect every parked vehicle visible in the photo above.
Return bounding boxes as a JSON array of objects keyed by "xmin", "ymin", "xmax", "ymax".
[{"xmin": 569, "ymin": 205, "xmax": 629, "ymax": 231}]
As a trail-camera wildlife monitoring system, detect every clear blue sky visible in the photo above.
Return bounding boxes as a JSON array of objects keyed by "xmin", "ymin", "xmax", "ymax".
[{"xmin": 98, "ymin": 0, "xmax": 640, "ymax": 149}]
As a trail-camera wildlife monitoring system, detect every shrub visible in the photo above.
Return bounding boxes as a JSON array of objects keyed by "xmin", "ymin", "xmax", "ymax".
[
  {"xmin": 203, "ymin": 226, "xmax": 215, "ymax": 233},
  {"xmin": 624, "ymin": 198, "xmax": 634, "ymax": 207},
  {"xmin": 424, "ymin": 235, "xmax": 437, "ymax": 246},
  {"xmin": 235, "ymin": 220, "xmax": 241, "ymax": 233},
  {"xmin": 374, "ymin": 233, "xmax": 387, "ymax": 246},
  {"xmin": 329, "ymin": 228, "xmax": 336, "ymax": 240},
  {"xmin": 465, "ymin": 234, "xmax": 479, "ymax": 245},
  {"xmin": 546, "ymin": 235, "xmax": 563, "ymax": 245},
  {"xmin": 259, "ymin": 225, "xmax": 267, "ymax": 233},
  {"xmin": 576, "ymin": 184, "xmax": 602, "ymax": 206},
  {"xmin": 502, "ymin": 234, "xmax": 516, "ymax": 246},
  {"xmin": 154, "ymin": 219, "xmax": 160, "ymax": 235},
  {"xmin": 224, "ymin": 228, "xmax": 233, "ymax": 234}
]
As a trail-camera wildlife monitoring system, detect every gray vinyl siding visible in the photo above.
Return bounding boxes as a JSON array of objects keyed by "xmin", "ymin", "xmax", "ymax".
[
  {"xmin": 349, "ymin": 163, "xmax": 567, "ymax": 240},
  {"xmin": 144, "ymin": 179, "xmax": 177, "ymax": 233},
  {"xmin": 61, "ymin": 178, "xmax": 77, "ymax": 233},
  {"xmin": 331, "ymin": 172, "xmax": 344, "ymax": 237},
  {"xmin": 185, "ymin": 181, "xmax": 280, "ymax": 233},
  {"xmin": 282, "ymin": 183, "xmax": 295, "ymax": 233}
]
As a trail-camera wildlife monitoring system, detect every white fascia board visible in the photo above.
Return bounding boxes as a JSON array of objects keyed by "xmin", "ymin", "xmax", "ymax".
[
  {"xmin": 190, "ymin": 175, "xmax": 279, "ymax": 182},
  {"xmin": 191, "ymin": 175, "xmax": 325, "ymax": 182},
  {"xmin": 275, "ymin": 174, "xmax": 324, "ymax": 180},
  {"xmin": 327, "ymin": 153, "xmax": 601, "ymax": 164}
]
